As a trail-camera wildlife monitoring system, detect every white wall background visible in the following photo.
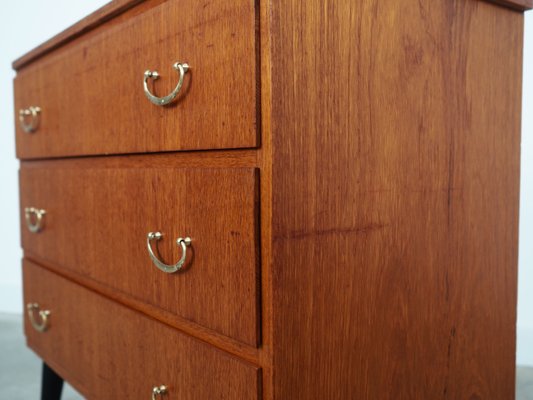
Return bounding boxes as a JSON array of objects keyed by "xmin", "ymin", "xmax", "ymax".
[
  {"xmin": 0, "ymin": 1, "xmax": 531, "ymax": 365},
  {"xmin": 518, "ymin": 12, "xmax": 533, "ymax": 367}
]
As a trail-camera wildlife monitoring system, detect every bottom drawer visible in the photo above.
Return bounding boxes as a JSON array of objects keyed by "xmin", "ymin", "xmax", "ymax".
[{"xmin": 22, "ymin": 259, "xmax": 261, "ymax": 399}]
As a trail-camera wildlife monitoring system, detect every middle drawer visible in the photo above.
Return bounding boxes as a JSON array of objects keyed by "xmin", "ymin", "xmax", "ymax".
[{"xmin": 20, "ymin": 163, "xmax": 260, "ymax": 346}]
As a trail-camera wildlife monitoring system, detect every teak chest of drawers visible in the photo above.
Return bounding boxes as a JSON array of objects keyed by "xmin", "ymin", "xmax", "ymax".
[{"xmin": 13, "ymin": 0, "xmax": 531, "ymax": 398}]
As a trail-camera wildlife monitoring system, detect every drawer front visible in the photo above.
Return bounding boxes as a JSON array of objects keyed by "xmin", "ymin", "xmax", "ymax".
[
  {"xmin": 20, "ymin": 164, "xmax": 260, "ymax": 346},
  {"xmin": 23, "ymin": 260, "xmax": 261, "ymax": 399},
  {"xmin": 14, "ymin": 0, "xmax": 258, "ymax": 159}
]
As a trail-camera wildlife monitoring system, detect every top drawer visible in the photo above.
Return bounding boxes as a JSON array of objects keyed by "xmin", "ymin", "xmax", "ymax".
[{"xmin": 14, "ymin": 0, "xmax": 258, "ymax": 159}]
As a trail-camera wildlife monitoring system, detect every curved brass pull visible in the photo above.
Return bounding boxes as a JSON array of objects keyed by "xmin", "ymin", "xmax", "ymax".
[
  {"xmin": 147, "ymin": 232, "xmax": 191, "ymax": 273},
  {"xmin": 19, "ymin": 106, "xmax": 41, "ymax": 133},
  {"xmin": 144, "ymin": 61, "xmax": 190, "ymax": 106},
  {"xmin": 27, "ymin": 303, "xmax": 50, "ymax": 333},
  {"xmin": 25, "ymin": 207, "xmax": 46, "ymax": 233},
  {"xmin": 152, "ymin": 385, "xmax": 167, "ymax": 400}
]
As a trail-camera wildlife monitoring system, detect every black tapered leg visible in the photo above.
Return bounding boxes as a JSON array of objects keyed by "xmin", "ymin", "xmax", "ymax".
[{"xmin": 41, "ymin": 362, "xmax": 64, "ymax": 400}]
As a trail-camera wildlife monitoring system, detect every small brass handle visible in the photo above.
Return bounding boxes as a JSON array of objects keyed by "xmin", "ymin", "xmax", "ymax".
[
  {"xmin": 147, "ymin": 232, "xmax": 191, "ymax": 273},
  {"xmin": 25, "ymin": 207, "xmax": 46, "ymax": 233},
  {"xmin": 152, "ymin": 385, "xmax": 167, "ymax": 400},
  {"xmin": 19, "ymin": 106, "xmax": 41, "ymax": 133},
  {"xmin": 27, "ymin": 303, "xmax": 50, "ymax": 333},
  {"xmin": 143, "ymin": 61, "xmax": 190, "ymax": 106}
]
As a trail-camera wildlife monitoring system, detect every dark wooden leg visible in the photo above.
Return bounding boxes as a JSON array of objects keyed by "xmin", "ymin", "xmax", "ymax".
[{"xmin": 41, "ymin": 362, "xmax": 63, "ymax": 400}]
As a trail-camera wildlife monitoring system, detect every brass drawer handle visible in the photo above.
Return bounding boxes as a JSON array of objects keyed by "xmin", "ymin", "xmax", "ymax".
[
  {"xmin": 24, "ymin": 207, "xmax": 46, "ymax": 233},
  {"xmin": 152, "ymin": 385, "xmax": 167, "ymax": 399},
  {"xmin": 19, "ymin": 106, "xmax": 41, "ymax": 133},
  {"xmin": 27, "ymin": 303, "xmax": 50, "ymax": 332},
  {"xmin": 147, "ymin": 232, "xmax": 191, "ymax": 273},
  {"xmin": 144, "ymin": 61, "xmax": 190, "ymax": 106}
]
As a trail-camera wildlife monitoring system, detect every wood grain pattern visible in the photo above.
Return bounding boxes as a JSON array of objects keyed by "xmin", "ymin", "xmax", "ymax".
[
  {"xmin": 20, "ymin": 164, "xmax": 260, "ymax": 346},
  {"xmin": 23, "ymin": 253, "xmax": 263, "ymax": 365},
  {"xmin": 20, "ymin": 148, "xmax": 258, "ymax": 170},
  {"xmin": 14, "ymin": 0, "xmax": 258, "ymax": 159},
  {"xmin": 270, "ymin": 0, "xmax": 523, "ymax": 398},
  {"xmin": 255, "ymin": 0, "xmax": 275, "ymax": 398},
  {"xmin": 23, "ymin": 259, "xmax": 261, "ymax": 400},
  {"xmin": 13, "ymin": 0, "xmax": 529, "ymax": 398},
  {"xmin": 12, "ymin": 0, "xmax": 531, "ymax": 71}
]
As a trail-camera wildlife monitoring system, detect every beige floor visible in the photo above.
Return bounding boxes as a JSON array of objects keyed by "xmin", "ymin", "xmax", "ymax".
[
  {"xmin": 518, "ymin": 366, "xmax": 533, "ymax": 400},
  {"xmin": 0, "ymin": 313, "xmax": 82, "ymax": 399},
  {"xmin": 0, "ymin": 313, "xmax": 532, "ymax": 399}
]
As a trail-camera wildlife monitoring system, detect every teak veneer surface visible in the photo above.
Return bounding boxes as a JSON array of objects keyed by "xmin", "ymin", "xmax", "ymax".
[
  {"xmin": 15, "ymin": 0, "xmax": 258, "ymax": 159},
  {"xmin": 270, "ymin": 0, "xmax": 522, "ymax": 398},
  {"xmin": 20, "ymin": 165, "xmax": 260, "ymax": 346},
  {"xmin": 9, "ymin": 0, "xmax": 532, "ymax": 72},
  {"xmin": 23, "ymin": 260, "xmax": 261, "ymax": 400},
  {"xmin": 13, "ymin": 0, "xmax": 529, "ymax": 398}
]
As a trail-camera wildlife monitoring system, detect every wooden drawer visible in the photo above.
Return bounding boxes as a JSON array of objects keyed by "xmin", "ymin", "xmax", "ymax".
[
  {"xmin": 23, "ymin": 260, "xmax": 261, "ymax": 399},
  {"xmin": 14, "ymin": 0, "xmax": 258, "ymax": 159},
  {"xmin": 20, "ymin": 163, "xmax": 260, "ymax": 346}
]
